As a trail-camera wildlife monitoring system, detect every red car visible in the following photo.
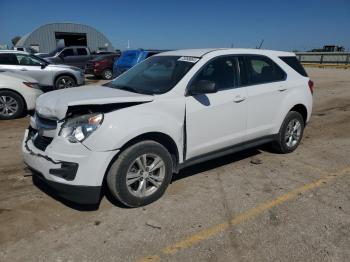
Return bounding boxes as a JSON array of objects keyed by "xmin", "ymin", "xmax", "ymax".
[{"xmin": 85, "ymin": 54, "xmax": 120, "ymax": 80}]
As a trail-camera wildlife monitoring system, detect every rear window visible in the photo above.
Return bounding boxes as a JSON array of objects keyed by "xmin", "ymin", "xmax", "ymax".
[
  {"xmin": 61, "ymin": 48, "xmax": 74, "ymax": 56},
  {"xmin": 279, "ymin": 56, "xmax": 308, "ymax": 77}
]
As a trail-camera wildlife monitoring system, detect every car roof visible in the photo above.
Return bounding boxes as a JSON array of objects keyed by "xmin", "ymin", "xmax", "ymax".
[
  {"xmin": 157, "ymin": 48, "xmax": 295, "ymax": 58},
  {"xmin": 122, "ymin": 49, "xmax": 168, "ymax": 54},
  {"xmin": 0, "ymin": 50, "xmax": 29, "ymax": 55}
]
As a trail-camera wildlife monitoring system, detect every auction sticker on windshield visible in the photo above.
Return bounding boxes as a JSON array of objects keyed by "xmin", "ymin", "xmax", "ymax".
[{"xmin": 178, "ymin": 56, "xmax": 200, "ymax": 63}]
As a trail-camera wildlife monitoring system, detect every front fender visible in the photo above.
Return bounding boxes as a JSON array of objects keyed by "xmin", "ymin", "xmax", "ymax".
[{"xmin": 83, "ymin": 98, "xmax": 185, "ymax": 160}]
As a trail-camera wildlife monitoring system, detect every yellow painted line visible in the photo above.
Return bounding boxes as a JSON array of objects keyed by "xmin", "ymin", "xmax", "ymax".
[{"xmin": 136, "ymin": 166, "xmax": 350, "ymax": 262}]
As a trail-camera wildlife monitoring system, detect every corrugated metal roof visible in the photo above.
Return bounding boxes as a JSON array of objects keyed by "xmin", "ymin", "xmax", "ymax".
[{"xmin": 16, "ymin": 23, "xmax": 114, "ymax": 53}]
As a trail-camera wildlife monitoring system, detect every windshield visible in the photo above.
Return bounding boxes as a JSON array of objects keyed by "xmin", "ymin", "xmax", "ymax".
[{"xmin": 110, "ymin": 56, "xmax": 198, "ymax": 95}]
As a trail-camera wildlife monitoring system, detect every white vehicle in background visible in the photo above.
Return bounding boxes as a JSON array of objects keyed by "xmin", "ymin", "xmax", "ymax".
[
  {"xmin": 0, "ymin": 71, "xmax": 43, "ymax": 119},
  {"xmin": 22, "ymin": 48, "xmax": 313, "ymax": 207},
  {"xmin": 0, "ymin": 51, "xmax": 85, "ymax": 90}
]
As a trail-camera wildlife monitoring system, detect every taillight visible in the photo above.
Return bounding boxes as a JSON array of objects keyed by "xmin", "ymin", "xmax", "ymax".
[
  {"xmin": 308, "ymin": 80, "xmax": 314, "ymax": 94},
  {"xmin": 95, "ymin": 59, "xmax": 107, "ymax": 66}
]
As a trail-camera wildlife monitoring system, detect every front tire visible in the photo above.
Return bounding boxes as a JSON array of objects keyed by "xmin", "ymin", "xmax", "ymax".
[
  {"xmin": 107, "ymin": 141, "xmax": 173, "ymax": 207},
  {"xmin": 54, "ymin": 75, "xmax": 76, "ymax": 90},
  {"xmin": 0, "ymin": 90, "xmax": 25, "ymax": 120},
  {"xmin": 272, "ymin": 111, "xmax": 305, "ymax": 153}
]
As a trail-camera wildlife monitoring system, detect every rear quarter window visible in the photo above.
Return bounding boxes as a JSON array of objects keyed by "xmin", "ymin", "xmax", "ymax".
[
  {"xmin": 0, "ymin": 53, "xmax": 19, "ymax": 65},
  {"xmin": 279, "ymin": 56, "xmax": 308, "ymax": 77}
]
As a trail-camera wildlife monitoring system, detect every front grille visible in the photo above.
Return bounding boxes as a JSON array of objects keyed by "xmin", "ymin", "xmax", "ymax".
[
  {"xmin": 35, "ymin": 113, "xmax": 57, "ymax": 130},
  {"xmin": 33, "ymin": 135, "xmax": 53, "ymax": 151},
  {"xmin": 31, "ymin": 113, "xmax": 57, "ymax": 151}
]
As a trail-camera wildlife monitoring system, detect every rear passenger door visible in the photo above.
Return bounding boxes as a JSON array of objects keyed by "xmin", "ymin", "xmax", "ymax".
[
  {"xmin": 239, "ymin": 55, "xmax": 287, "ymax": 140},
  {"xmin": 74, "ymin": 48, "xmax": 90, "ymax": 68},
  {"xmin": 58, "ymin": 48, "xmax": 76, "ymax": 66}
]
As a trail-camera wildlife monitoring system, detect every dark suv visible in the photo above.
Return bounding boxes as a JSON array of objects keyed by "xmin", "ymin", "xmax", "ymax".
[{"xmin": 85, "ymin": 54, "xmax": 120, "ymax": 80}]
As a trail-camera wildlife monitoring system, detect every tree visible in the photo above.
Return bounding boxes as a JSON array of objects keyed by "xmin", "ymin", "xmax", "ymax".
[{"xmin": 11, "ymin": 36, "xmax": 21, "ymax": 47}]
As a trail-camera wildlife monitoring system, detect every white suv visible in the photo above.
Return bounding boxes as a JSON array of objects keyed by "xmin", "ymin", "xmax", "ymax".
[
  {"xmin": 0, "ymin": 51, "xmax": 85, "ymax": 90},
  {"xmin": 22, "ymin": 49, "xmax": 313, "ymax": 207}
]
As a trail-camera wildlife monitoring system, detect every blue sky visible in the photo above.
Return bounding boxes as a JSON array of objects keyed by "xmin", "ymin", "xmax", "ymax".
[{"xmin": 0, "ymin": 0, "xmax": 349, "ymax": 51}]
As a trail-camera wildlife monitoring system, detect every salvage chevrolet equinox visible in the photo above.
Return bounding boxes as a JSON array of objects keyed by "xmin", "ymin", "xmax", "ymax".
[{"xmin": 22, "ymin": 49, "xmax": 313, "ymax": 207}]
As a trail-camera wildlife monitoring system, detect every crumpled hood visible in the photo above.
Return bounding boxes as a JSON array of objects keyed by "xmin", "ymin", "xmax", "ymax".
[{"xmin": 35, "ymin": 85, "xmax": 154, "ymax": 119}]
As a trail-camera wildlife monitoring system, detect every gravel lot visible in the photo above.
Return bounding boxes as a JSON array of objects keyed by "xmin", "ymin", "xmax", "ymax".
[{"xmin": 0, "ymin": 68, "xmax": 349, "ymax": 262}]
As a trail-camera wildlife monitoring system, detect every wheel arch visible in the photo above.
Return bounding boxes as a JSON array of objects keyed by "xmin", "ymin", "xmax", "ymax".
[
  {"xmin": 0, "ymin": 88, "xmax": 27, "ymax": 111},
  {"xmin": 120, "ymin": 132, "xmax": 180, "ymax": 173},
  {"xmin": 290, "ymin": 104, "xmax": 307, "ymax": 124},
  {"xmin": 54, "ymin": 73, "xmax": 77, "ymax": 87},
  {"xmin": 104, "ymin": 132, "xmax": 181, "ymax": 182}
]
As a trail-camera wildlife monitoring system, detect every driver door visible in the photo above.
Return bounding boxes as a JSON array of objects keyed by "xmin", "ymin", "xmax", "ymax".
[{"xmin": 185, "ymin": 56, "xmax": 247, "ymax": 159}]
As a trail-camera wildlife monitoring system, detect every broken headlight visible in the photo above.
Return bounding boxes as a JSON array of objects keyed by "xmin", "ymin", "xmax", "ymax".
[{"xmin": 59, "ymin": 113, "xmax": 103, "ymax": 143}]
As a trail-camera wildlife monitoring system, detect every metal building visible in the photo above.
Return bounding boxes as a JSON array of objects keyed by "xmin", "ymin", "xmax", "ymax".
[{"xmin": 15, "ymin": 23, "xmax": 114, "ymax": 53}]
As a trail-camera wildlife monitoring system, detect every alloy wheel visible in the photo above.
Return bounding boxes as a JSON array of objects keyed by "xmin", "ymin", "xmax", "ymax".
[
  {"xmin": 57, "ymin": 77, "xmax": 74, "ymax": 89},
  {"xmin": 126, "ymin": 153, "xmax": 166, "ymax": 197},
  {"xmin": 0, "ymin": 96, "xmax": 19, "ymax": 117},
  {"xmin": 104, "ymin": 70, "xmax": 113, "ymax": 80},
  {"xmin": 285, "ymin": 119, "xmax": 302, "ymax": 148}
]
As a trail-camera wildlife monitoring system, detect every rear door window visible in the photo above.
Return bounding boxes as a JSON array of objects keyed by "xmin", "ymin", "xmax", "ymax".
[
  {"xmin": 61, "ymin": 48, "xmax": 74, "ymax": 57},
  {"xmin": 77, "ymin": 48, "xmax": 88, "ymax": 56},
  {"xmin": 244, "ymin": 56, "xmax": 286, "ymax": 85},
  {"xmin": 279, "ymin": 56, "xmax": 308, "ymax": 77}
]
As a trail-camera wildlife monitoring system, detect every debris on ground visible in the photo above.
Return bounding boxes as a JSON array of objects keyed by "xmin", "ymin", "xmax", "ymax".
[
  {"xmin": 250, "ymin": 157, "xmax": 263, "ymax": 165},
  {"xmin": 145, "ymin": 221, "xmax": 162, "ymax": 230}
]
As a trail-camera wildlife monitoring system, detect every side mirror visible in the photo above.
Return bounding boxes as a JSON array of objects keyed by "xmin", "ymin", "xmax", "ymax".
[
  {"xmin": 40, "ymin": 62, "xmax": 47, "ymax": 69},
  {"xmin": 188, "ymin": 80, "xmax": 217, "ymax": 95},
  {"xmin": 58, "ymin": 53, "xmax": 64, "ymax": 59}
]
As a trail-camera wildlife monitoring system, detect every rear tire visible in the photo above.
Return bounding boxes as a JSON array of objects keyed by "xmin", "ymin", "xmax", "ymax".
[
  {"xmin": 102, "ymin": 69, "xmax": 113, "ymax": 80},
  {"xmin": 0, "ymin": 90, "xmax": 25, "ymax": 120},
  {"xmin": 54, "ymin": 75, "xmax": 76, "ymax": 90},
  {"xmin": 272, "ymin": 111, "xmax": 305, "ymax": 153},
  {"xmin": 107, "ymin": 141, "xmax": 173, "ymax": 207}
]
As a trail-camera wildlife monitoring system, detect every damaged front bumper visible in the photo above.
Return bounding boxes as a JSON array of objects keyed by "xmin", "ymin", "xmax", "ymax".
[{"xmin": 22, "ymin": 128, "xmax": 118, "ymax": 204}]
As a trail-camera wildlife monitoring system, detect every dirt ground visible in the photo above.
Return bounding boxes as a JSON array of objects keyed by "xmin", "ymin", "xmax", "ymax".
[{"xmin": 0, "ymin": 68, "xmax": 349, "ymax": 262}]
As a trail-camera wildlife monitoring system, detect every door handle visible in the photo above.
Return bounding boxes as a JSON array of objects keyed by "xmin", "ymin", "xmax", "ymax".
[
  {"xmin": 278, "ymin": 88, "xmax": 287, "ymax": 92},
  {"xmin": 233, "ymin": 95, "xmax": 246, "ymax": 103},
  {"xmin": 20, "ymin": 68, "xmax": 28, "ymax": 71}
]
